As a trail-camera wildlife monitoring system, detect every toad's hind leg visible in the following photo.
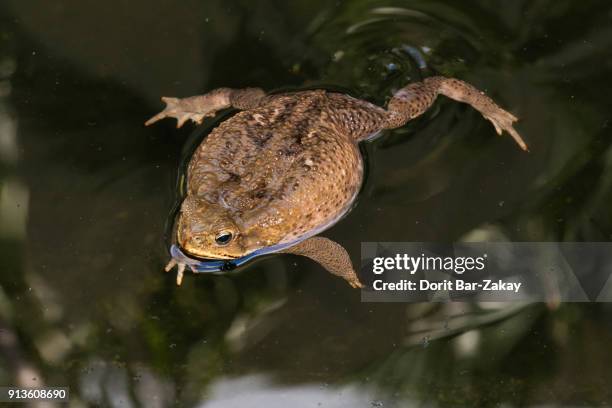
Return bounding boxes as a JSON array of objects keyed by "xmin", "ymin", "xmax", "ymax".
[
  {"xmin": 384, "ymin": 76, "xmax": 527, "ymax": 151},
  {"xmin": 280, "ymin": 237, "xmax": 364, "ymax": 288},
  {"xmin": 145, "ymin": 87, "xmax": 266, "ymax": 128}
]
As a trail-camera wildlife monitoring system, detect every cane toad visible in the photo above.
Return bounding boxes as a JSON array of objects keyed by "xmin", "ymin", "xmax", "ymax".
[{"xmin": 146, "ymin": 77, "xmax": 527, "ymax": 287}]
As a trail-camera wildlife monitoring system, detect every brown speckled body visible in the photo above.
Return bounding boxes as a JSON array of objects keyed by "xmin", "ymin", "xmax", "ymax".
[
  {"xmin": 185, "ymin": 91, "xmax": 382, "ymax": 255},
  {"xmin": 148, "ymin": 76, "xmax": 526, "ymax": 285}
]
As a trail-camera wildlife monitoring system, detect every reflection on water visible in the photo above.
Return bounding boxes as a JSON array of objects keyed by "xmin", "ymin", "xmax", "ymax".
[{"xmin": 0, "ymin": 0, "xmax": 611, "ymax": 406}]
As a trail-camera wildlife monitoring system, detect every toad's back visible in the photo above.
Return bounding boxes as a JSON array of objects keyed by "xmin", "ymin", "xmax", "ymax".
[{"xmin": 187, "ymin": 90, "xmax": 363, "ymax": 246}]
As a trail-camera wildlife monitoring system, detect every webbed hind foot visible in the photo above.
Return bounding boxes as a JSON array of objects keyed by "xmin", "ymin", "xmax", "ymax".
[
  {"xmin": 479, "ymin": 104, "xmax": 527, "ymax": 151},
  {"xmin": 384, "ymin": 76, "xmax": 528, "ymax": 151},
  {"xmin": 145, "ymin": 93, "xmax": 226, "ymax": 128},
  {"xmin": 145, "ymin": 87, "xmax": 267, "ymax": 128}
]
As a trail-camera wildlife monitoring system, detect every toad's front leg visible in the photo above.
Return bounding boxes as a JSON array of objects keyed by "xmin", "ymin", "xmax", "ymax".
[
  {"xmin": 164, "ymin": 258, "xmax": 187, "ymax": 285},
  {"xmin": 145, "ymin": 87, "xmax": 266, "ymax": 128},
  {"xmin": 280, "ymin": 237, "xmax": 364, "ymax": 288}
]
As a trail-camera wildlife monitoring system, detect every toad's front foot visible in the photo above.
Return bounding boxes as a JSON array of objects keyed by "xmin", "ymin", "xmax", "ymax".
[
  {"xmin": 165, "ymin": 258, "xmax": 187, "ymax": 285},
  {"xmin": 348, "ymin": 277, "xmax": 365, "ymax": 289},
  {"xmin": 280, "ymin": 237, "xmax": 364, "ymax": 289}
]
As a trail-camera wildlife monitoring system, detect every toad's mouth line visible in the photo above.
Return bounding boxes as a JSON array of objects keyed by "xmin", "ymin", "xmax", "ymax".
[
  {"xmin": 170, "ymin": 240, "xmax": 299, "ymax": 273},
  {"xmin": 169, "ymin": 187, "xmax": 360, "ymax": 275},
  {"xmin": 181, "ymin": 247, "xmax": 237, "ymax": 261},
  {"xmin": 171, "ymin": 245, "xmax": 237, "ymax": 273}
]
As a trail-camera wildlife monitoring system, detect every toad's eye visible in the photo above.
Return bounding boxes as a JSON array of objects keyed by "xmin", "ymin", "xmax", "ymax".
[{"xmin": 215, "ymin": 231, "xmax": 233, "ymax": 246}]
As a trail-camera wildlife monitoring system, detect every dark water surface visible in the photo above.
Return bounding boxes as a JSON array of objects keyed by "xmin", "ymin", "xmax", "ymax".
[{"xmin": 1, "ymin": 1, "xmax": 612, "ymax": 406}]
